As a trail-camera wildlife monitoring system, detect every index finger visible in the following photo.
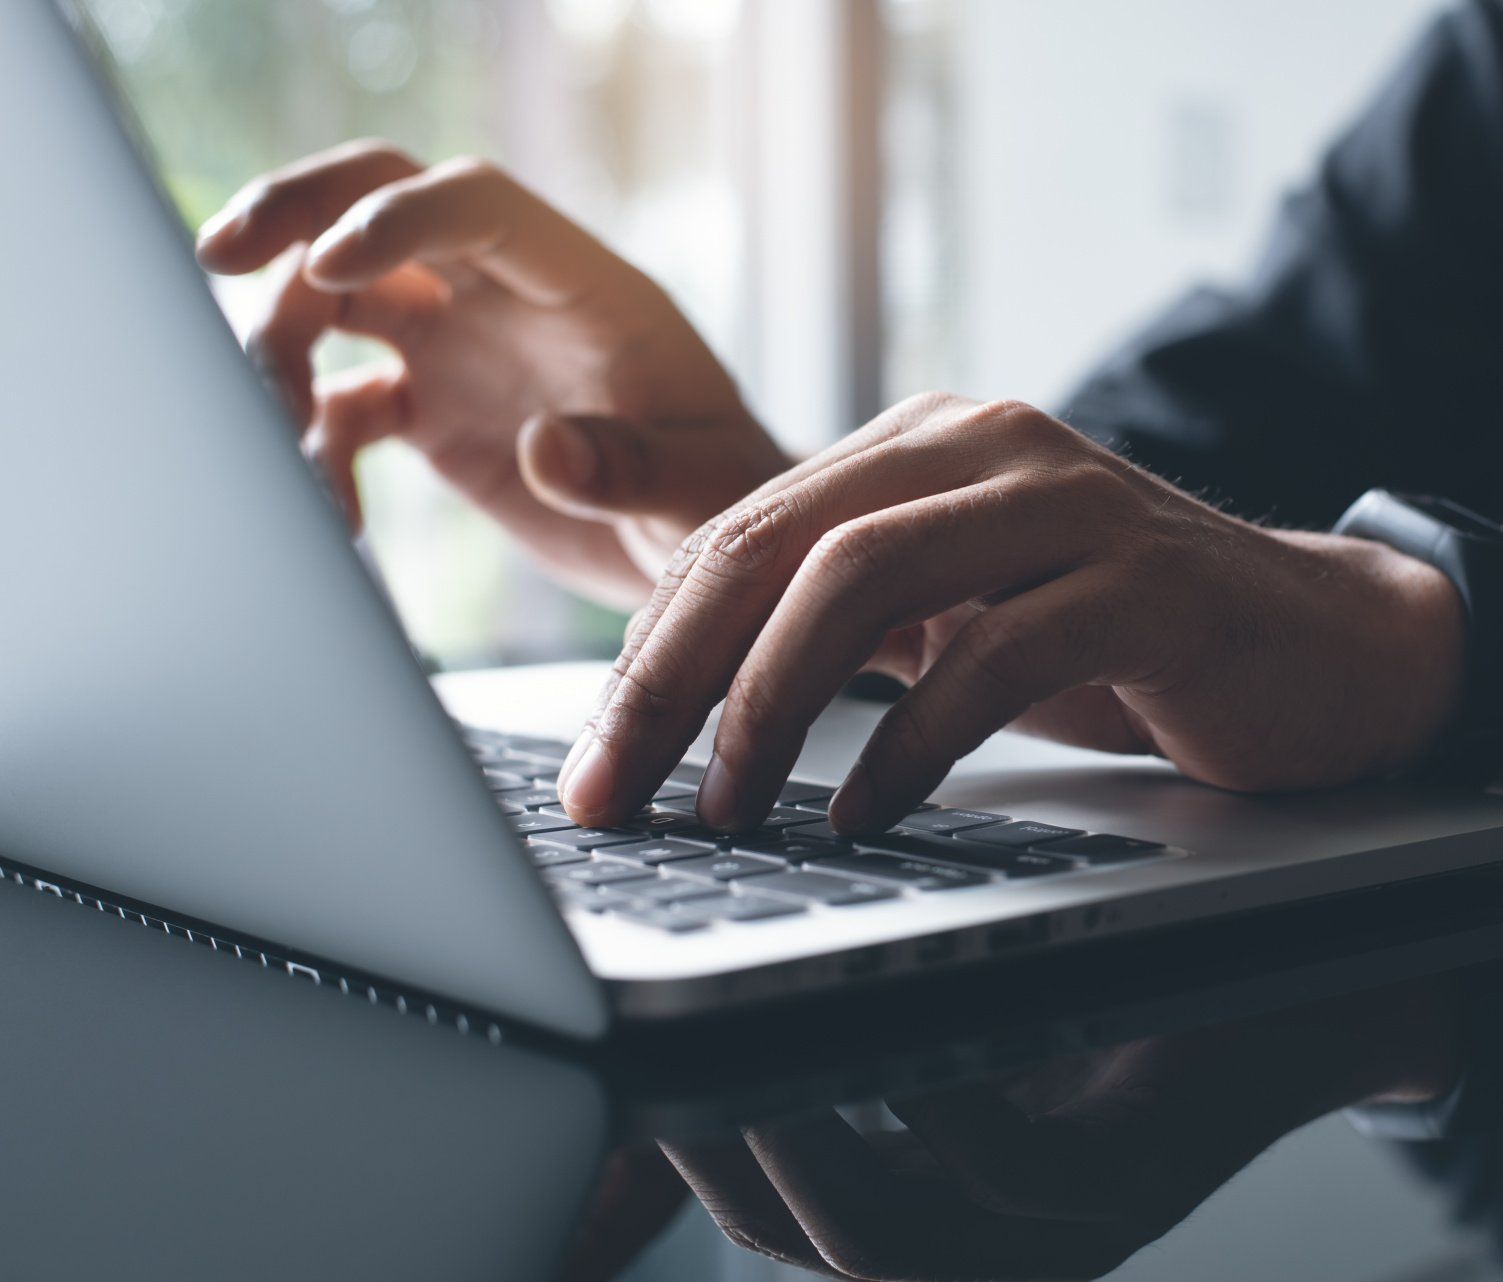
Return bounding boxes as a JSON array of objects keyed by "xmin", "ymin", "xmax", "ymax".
[
  {"xmin": 303, "ymin": 157, "xmax": 634, "ymax": 307},
  {"xmin": 555, "ymin": 395, "xmax": 971, "ymax": 825},
  {"xmin": 558, "ymin": 419, "xmax": 983, "ymax": 828},
  {"xmin": 742, "ymin": 1113, "xmax": 1103, "ymax": 1279},
  {"xmin": 196, "ymin": 139, "xmax": 422, "ymax": 275}
]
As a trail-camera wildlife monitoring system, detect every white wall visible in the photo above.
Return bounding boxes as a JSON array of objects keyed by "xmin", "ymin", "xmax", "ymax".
[{"xmin": 948, "ymin": 0, "xmax": 1448, "ymax": 409}]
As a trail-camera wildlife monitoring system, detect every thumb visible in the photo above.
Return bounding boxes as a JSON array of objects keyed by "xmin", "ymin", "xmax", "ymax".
[{"xmin": 517, "ymin": 412, "xmax": 755, "ymax": 524}]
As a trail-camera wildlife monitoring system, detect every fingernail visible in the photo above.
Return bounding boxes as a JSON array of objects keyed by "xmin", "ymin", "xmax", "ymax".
[
  {"xmin": 560, "ymin": 737, "xmax": 615, "ymax": 817},
  {"xmin": 540, "ymin": 417, "xmax": 599, "ymax": 493},
  {"xmin": 696, "ymin": 754, "xmax": 740, "ymax": 831},
  {"xmin": 305, "ymin": 229, "xmax": 343, "ymax": 275},
  {"xmin": 828, "ymin": 763, "xmax": 874, "ymax": 833}
]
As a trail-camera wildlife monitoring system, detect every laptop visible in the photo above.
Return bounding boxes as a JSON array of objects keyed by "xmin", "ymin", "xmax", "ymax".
[{"xmin": 7, "ymin": 0, "xmax": 1503, "ymax": 1041}]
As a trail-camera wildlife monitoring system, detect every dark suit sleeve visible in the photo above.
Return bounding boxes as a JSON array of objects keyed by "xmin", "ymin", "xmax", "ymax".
[{"xmin": 1061, "ymin": 0, "xmax": 1503, "ymax": 529}]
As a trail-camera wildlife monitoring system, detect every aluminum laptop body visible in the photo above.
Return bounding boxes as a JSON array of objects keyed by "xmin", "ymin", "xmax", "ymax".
[{"xmin": 5, "ymin": 0, "xmax": 1503, "ymax": 1040}]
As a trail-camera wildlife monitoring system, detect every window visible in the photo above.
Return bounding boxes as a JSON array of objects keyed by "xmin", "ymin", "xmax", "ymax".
[
  {"xmin": 80, "ymin": 0, "xmax": 1444, "ymax": 678},
  {"xmin": 81, "ymin": 0, "xmax": 751, "ymax": 667}
]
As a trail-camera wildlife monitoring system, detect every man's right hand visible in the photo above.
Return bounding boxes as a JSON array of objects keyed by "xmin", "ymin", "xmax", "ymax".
[
  {"xmin": 661, "ymin": 978, "xmax": 1461, "ymax": 1280},
  {"xmin": 196, "ymin": 140, "xmax": 790, "ymax": 609}
]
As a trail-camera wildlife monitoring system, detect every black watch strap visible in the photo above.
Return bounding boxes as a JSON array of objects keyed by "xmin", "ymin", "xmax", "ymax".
[{"xmin": 1333, "ymin": 490, "xmax": 1503, "ymax": 782}]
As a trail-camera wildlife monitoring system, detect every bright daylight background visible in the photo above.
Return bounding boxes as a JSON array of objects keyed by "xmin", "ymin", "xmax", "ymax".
[{"xmin": 78, "ymin": 0, "xmax": 1446, "ymax": 681}]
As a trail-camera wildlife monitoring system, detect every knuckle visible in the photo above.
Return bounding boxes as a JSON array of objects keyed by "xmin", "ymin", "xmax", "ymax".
[
  {"xmin": 599, "ymin": 667, "xmax": 679, "ymax": 736},
  {"xmin": 348, "ymin": 189, "xmax": 401, "ymax": 243},
  {"xmin": 698, "ymin": 496, "xmax": 800, "ymax": 583},
  {"xmin": 436, "ymin": 153, "xmax": 499, "ymax": 185},
  {"xmin": 717, "ymin": 1226, "xmax": 759, "ymax": 1253},
  {"xmin": 892, "ymin": 389, "xmax": 974, "ymax": 437},
  {"xmin": 347, "ymin": 138, "xmax": 418, "ymax": 169},
  {"xmin": 951, "ymin": 397, "xmax": 1061, "ymax": 452},
  {"xmin": 899, "ymin": 388, "xmax": 969, "ymax": 418},
  {"xmin": 236, "ymin": 175, "xmax": 281, "ymax": 221},
  {"xmin": 987, "ymin": 396, "xmax": 1046, "ymax": 425},
  {"xmin": 804, "ymin": 518, "xmax": 891, "ymax": 591},
  {"xmin": 715, "ymin": 1221, "xmax": 798, "ymax": 1261},
  {"xmin": 958, "ymin": 611, "xmax": 1033, "ymax": 694},
  {"xmin": 819, "ymin": 1241, "xmax": 897, "ymax": 1280}
]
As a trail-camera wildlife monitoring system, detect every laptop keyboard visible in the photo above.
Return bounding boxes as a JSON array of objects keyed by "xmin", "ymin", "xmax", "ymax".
[{"xmin": 462, "ymin": 727, "xmax": 1180, "ymax": 934}]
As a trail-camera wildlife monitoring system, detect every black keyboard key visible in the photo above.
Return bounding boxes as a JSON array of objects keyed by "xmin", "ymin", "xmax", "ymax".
[
  {"xmin": 510, "ymin": 813, "xmax": 578, "ymax": 836},
  {"xmin": 527, "ymin": 843, "xmax": 590, "ymax": 868},
  {"xmin": 958, "ymin": 820, "xmax": 1084, "ymax": 849},
  {"xmin": 672, "ymin": 852, "xmax": 787, "ymax": 882},
  {"xmin": 652, "ymin": 782, "xmax": 698, "ymax": 803},
  {"xmin": 791, "ymin": 797, "xmax": 833, "ymax": 814},
  {"xmin": 859, "ymin": 831, "xmax": 1069, "ymax": 878},
  {"xmin": 897, "ymin": 807, "xmax": 1009, "ymax": 835},
  {"xmin": 622, "ymin": 811, "xmax": 704, "ymax": 837},
  {"xmin": 772, "ymin": 819, "xmax": 854, "ymax": 845},
  {"xmin": 806, "ymin": 852, "xmax": 988, "ymax": 891},
  {"xmin": 622, "ymin": 877, "xmax": 725, "ymax": 906},
  {"xmin": 607, "ymin": 837, "xmax": 719, "ymax": 865},
  {"xmin": 792, "ymin": 796, "xmax": 933, "ymax": 816},
  {"xmin": 777, "ymin": 782, "xmax": 835, "ymax": 806},
  {"xmin": 684, "ymin": 893, "xmax": 807, "ymax": 922},
  {"xmin": 860, "ymin": 829, "xmax": 988, "ymax": 859},
  {"xmin": 607, "ymin": 903, "xmax": 713, "ymax": 932},
  {"xmin": 733, "ymin": 834, "xmax": 849, "ymax": 862},
  {"xmin": 544, "ymin": 860, "xmax": 658, "ymax": 888},
  {"xmin": 993, "ymin": 851, "xmax": 1076, "ymax": 878},
  {"xmin": 757, "ymin": 807, "xmax": 827, "ymax": 831},
  {"xmin": 657, "ymin": 824, "xmax": 741, "ymax": 845},
  {"xmin": 668, "ymin": 763, "xmax": 708, "ymax": 786},
  {"xmin": 749, "ymin": 870, "xmax": 899, "ymax": 905},
  {"xmin": 529, "ymin": 826, "xmax": 646, "ymax": 851},
  {"xmin": 499, "ymin": 799, "xmax": 526, "ymax": 816},
  {"xmin": 1036, "ymin": 833, "xmax": 1167, "ymax": 863}
]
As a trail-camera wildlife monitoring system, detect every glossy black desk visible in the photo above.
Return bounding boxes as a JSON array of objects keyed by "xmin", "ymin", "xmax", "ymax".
[{"xmin": 6, "ymin": 867, "xmax": 1503, "ymax": 1280}]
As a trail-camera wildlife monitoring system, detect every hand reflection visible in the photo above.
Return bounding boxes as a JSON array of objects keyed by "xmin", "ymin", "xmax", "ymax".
[
  {"xmin": 662, "ymin": 979, "xmax": 1461, "ymax": 1280},
  {"xmin": 555, "ymin": 1146, "xmax": 689, "ymax": 1282}
]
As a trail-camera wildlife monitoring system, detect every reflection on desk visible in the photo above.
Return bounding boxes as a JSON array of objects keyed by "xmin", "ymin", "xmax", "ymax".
[{"xmin": 6, "ymin": 866, "xmax": 1503, "ymax": 1280}]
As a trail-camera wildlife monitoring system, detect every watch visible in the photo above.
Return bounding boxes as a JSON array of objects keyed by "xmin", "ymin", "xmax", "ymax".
[{"xmin": 1333, "ymin": 489, "xmax": 1503, "ymax": 780}]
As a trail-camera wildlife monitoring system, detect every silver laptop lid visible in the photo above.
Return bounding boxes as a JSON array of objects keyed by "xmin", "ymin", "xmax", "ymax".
[{"xmin": 0, "ymin": 0, "xmax": 607, "ymax": 1039}]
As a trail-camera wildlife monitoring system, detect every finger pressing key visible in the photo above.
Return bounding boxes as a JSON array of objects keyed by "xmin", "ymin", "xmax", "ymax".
[{"xmin": 558, "ymin": 411, "xmax": 997, "ymax": 830}]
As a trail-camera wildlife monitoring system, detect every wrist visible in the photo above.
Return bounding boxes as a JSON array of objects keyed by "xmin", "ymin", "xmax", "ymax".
[
  {"xmin": 1280, "ymin": 530, "xmax": 1466, "ymax": 781},
  {"xmin": 1341, "ymin": 534, "xmax": 1466, "ymax": 776}
]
